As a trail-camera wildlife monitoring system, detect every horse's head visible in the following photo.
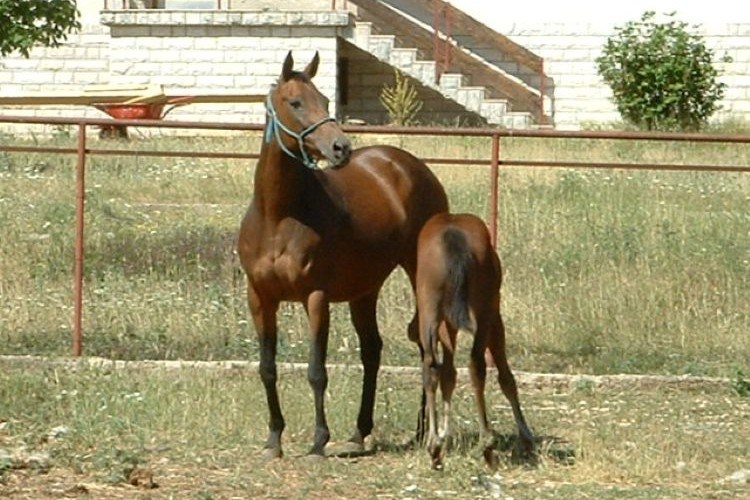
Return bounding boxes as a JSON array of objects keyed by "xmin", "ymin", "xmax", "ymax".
[{"xmin": 265, "ymin": 51, "xmax": 352, "ymax": 169}]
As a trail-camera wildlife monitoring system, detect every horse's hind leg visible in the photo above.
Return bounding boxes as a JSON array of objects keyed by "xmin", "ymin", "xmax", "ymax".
[
  {"xmin": 248, "ymin": 286, "xmax": 285, "ymax": 459},
  {"xmin": 468, "ymin": 324, "xmax": 496, "ymax": 465},
  {"xmin": 438, "ymin": 333, "xmax": 457, "ymax": 460},
  {"xmin": 420, "ymin": 317, "xmax": 443, "ymax": 469},
  {"xmin": 487, "ymin": 314, "xmax": 534, "ymax": 458},
  {"xmin": 345, "ymin": 292, "xmax": 383, "ymax": 451},
  {"xmin": 304, "ymin": 290, "xmax": 331, "ymax": 456}
]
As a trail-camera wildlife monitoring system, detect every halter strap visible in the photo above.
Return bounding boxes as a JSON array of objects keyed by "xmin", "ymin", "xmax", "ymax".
[{"xmin": 264, "ymin": 91, "xmax": 336, "ymax": 170}]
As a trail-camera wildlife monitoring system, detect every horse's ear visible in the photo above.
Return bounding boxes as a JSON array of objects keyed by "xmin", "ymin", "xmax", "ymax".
[
  {"xmin": 281, "ymin": 51, "xmax": 294, "ymax": 81},
  {"xmin": 303, "ymin": 51, "xmax": 320, "ymax": 80}
]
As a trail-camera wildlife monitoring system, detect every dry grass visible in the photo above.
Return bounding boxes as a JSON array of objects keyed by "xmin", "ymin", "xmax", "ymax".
[{"xmin": 0, "ymin": 359, "xmax": 748, "ymax": 499}]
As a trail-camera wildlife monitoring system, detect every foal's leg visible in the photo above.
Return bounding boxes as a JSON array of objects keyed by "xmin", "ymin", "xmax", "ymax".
[
  {"xmin": 487, "ymin": 314, "xmax": 534, "ymax": 458},
  {"xmin": 346, "ymin": 291, "xmax": 383, "ymax": 450},
  {"xmin": 247, "ymin": 285, "xmax": 284, "ymax": 459},
  {"xmin": 468, "ymin": 324, "xmax": 495, "ymax": 458},
  {"xmin": 304, "ymin": 290, "xmax": 331, "ymax": 456},
  {"xmin": 438, "ymin": 332, "xmax": 457, "ymax": 457},
  {"xmin": 420, "ymin": 318, "xmax": 443, "ymax": 469}
]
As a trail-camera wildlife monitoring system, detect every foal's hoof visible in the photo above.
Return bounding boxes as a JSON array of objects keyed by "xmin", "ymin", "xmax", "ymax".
[
  {"xmin": 261, "ymin": 446, "xmax": 283, "ymax": 460},
  {"xmin": 324, "ymin": 440, "xmax": 367, "ymax": 458}
]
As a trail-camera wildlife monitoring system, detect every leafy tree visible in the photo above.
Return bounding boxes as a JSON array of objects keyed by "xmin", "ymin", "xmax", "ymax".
[
  {"xmin": 596, "ymin": 11, "xmax": 731, "ymax": 132},
  {"xmin": 0, "ymin": 0, "xmax": 80, "ymax": 57}
]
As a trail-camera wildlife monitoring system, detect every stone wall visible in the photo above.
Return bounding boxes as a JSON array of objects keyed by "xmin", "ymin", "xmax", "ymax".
[
  {"xmin": 0, "ymin": 27, "xmax": 111, "ymax": 120},
  {"xmin": 0, "ymin": 9, "xmax": 351, "ymax": 132}
]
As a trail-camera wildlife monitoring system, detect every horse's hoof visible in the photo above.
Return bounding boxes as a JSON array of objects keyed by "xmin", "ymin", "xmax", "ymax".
[
  {"xmin": 261, "ymin": 447, "xmax": 283, "ymax": 460},
  {"xmin": 302, "ymin": 452, "xmax": 326, "ymax": 463},
  {"xmin": 325, "ymin": 440, "xmax": 367, "ymax": 458},
  {"xmin": 511, "ymin": 439, "xmax": 536, "ymax": 464},
  {"xmin": 483, "ymin": 447, "xmax": 499, "ymax": 470},
  {"xmin": 430, "ymin": 446, "xmax": 444, "ymax": 470}
]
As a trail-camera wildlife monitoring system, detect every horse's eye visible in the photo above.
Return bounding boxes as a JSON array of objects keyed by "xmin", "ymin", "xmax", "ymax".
[{"xmin": 290, "ymin": 100, "xmax": 302, "ymax": 110}]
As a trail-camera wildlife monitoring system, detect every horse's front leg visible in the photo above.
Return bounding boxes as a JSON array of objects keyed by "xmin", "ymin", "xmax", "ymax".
[
  {"xmin": 347, "ymin": 291, "xmax": 383, "ymax": 449},
  {"xmin": 247, "ymin": 285, "xmax": 284, "ymax": 459},
  {"xmin": 408, "ymin": 314, "xmax": 427, "ymax": 445},
  {"xmin": 305, "ymin": 290, "xmax": 331, "ymax": 456}
]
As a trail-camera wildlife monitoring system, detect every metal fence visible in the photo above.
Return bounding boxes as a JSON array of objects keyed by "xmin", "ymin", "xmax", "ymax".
[{"xmin": 1, "ymin": 114, "xmax": 749, "ymax": 356}]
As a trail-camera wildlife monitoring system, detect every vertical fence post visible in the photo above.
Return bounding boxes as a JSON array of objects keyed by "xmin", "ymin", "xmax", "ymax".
[
  {"xmin": 489, "ymin": 133, "xmax": 500, "ymax": 247},
  {"xmin": 72, "ymin": 122, "xmax": 86, "ymax": 357}
]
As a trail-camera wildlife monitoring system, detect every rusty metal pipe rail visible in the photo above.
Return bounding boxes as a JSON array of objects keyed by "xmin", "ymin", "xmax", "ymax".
[
  {"xmin": 5, "ymin": 114, "xmax": 750, "ymax": 141},
  {"xmin": 1, "ymin": 114, "xmax": 749, "ymax": 357}
]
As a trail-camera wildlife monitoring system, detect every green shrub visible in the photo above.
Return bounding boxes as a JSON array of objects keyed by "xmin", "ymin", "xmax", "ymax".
[
  {"xmin": 596, "ymin": 11, "xmax": 731, "ymax": 132},
  {"xmin": 379, "ymin": 70, "xmax": 423, "ymax": 126}
]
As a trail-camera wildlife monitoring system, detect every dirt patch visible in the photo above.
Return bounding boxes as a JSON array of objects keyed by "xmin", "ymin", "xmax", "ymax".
[{"xmin": 0, "ymin": 355, "xmax": 728, "ymax": 392}]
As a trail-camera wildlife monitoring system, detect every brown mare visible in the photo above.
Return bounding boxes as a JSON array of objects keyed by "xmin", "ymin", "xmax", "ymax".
[
  {"xmin": 237, "ymin": 52, "xmax": 448, "ymax": 458},
  {"xmin": 412, "ymin": 212, "xmax": 534, "ymax": 469}
]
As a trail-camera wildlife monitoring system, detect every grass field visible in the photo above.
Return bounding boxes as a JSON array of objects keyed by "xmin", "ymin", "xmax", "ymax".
[
  {"xmin": 0, "ymin": 131, "xmax": 747, "ymax": 377},
  {"xmin": 0, "ymin": 129, "xmax": 749, "ymax": 497}
]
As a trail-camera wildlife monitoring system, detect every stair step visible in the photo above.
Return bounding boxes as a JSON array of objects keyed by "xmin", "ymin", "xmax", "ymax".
[
  {"xmin": 352, "ymin": 22, "xmax": 373, "ymax": 46},
  {"xmin": 503, "ymin": 111, "xmax": 533, "ymax": 129},
  {"xmin": 368, "ymin": 35, "xmax": 395, "ymax": 61},
  {"xmin": 455, "ymin": 87, "xmax": 485, "ymax": 111},
  {"xmin": 390, "ymin": 48, "xmax": 417, "ymax": 68},
  {"xmin": 480, "ymin": 99, "xmax": 509, "ymax": 124},
  {"xmin": 410, "ymin": 61, "xmax": 437, "ymax": 87},
  {"xmin": 438, "ymin": 73, "xmax": 467, "ymax": 90}
]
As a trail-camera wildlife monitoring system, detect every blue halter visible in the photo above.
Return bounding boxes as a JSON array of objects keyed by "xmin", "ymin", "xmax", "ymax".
[{"xmin": 263, "ymin": 90, "xmax": 336, "ymax": 170}]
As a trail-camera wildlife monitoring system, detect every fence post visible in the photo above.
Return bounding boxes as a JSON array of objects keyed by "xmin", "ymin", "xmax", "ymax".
[
  {"xmin": 489, "ymin": 133, "xmax": 500, "ymax": 247},
  {"xmin": 72, "ymin": 122, "xmax": 86, "ymax": 356}
]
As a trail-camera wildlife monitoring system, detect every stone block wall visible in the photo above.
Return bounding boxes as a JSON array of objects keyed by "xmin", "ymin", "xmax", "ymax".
[
  {"xmin": 0, "ymin": 9, "xmax": 351, "ymax": 133},
  {"xmin": 0, "ymin": 27, "xmax": 112, "ymax": 120}
]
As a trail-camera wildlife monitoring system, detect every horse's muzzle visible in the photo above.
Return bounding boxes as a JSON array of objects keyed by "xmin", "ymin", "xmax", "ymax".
[{"xmin": 331, "ymin": 136, "xmax": 352, "ymax": 167}]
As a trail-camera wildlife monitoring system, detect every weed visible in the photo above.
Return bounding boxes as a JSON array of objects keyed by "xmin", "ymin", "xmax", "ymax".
[
  {"xmin": 379, "ymin": 69, "xmax": 423, "ymax": 126},
  {"xmin": 730, "ymin": 370, "xmax": 750, "ymax": 397}
]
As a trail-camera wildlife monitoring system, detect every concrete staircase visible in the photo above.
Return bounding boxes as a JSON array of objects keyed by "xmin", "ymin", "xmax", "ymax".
[{"xmin": 346, "ymin": 21, "xmax": 534, "ymax": 128}]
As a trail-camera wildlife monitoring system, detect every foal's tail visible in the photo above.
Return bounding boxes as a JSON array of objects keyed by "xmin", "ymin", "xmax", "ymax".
[{"xmin": 441, "ymin": 228, "xmax": 474, "ymax": 334}]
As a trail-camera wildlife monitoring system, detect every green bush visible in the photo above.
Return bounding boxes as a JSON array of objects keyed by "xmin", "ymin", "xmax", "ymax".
[
  {"xmin": 596, "ymin": 11, "xmax": 731, "ymax": 132},
  {"xmin": 379, "ymin": 70, "xmax": 423, "ymax": 126}
]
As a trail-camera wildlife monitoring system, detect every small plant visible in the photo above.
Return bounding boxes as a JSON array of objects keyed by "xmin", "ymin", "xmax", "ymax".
[
  {"xmin": 379, "ymin": 70, "xmax": 423, "ymax": 126},
  {"xmin": 0, "ymin": 151, "xmax": 13, "ymax": 173},
  {"xmin": 596, "ymin": 11, "xmax": 731, "ymax": 132},
  {"xmin": 730, "ymin": 370, "xmax": 750, "ymax": 397},
  {"xmin": 51, "ymin": 125, "xmax": 72, "ymax": 140},
  {"xmin": 572, "ymin": 377, "xmax": 595, "ymax": 393}
]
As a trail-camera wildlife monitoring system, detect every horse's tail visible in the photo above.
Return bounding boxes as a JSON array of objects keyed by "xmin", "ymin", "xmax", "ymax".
[{"xmin": 441, "ymin": 228, "xmax": 474, "ymax": 335}]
